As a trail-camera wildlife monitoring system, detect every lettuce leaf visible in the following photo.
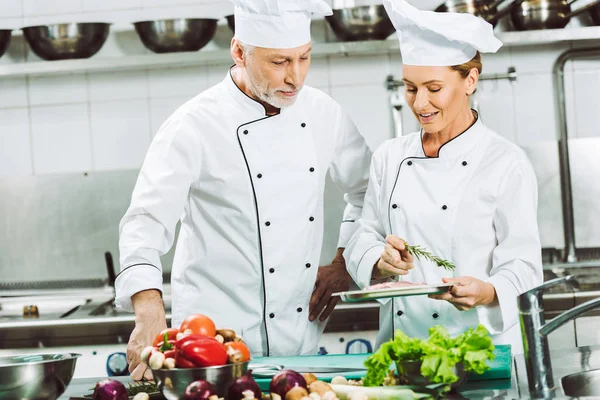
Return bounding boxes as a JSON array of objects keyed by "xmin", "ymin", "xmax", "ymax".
[{"xmin": 363, "ymin": 324, "xmax": 495, "ymax": 387}]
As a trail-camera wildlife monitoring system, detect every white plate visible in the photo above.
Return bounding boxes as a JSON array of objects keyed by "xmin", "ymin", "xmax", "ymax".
[{"xmin": 333, "ymin": 283, "xmax": 456, "ymax": 303}]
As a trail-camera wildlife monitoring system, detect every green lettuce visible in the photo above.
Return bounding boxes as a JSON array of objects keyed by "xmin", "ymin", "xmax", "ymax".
[{"xmin": 363, "ymin": 324, "xmax": 495, "ymax": 387}]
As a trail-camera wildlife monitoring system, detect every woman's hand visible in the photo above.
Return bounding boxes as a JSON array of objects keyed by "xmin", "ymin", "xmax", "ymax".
[
  {"xmin": 373, "ymin": 235, "xmax": 414, "ymax": 280},
  {"xmin": 429, "ymin": 276, "xmax": 497, "ymax": 311}
]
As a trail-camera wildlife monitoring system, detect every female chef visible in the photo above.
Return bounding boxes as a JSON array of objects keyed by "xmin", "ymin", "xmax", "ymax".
[{"xmin": 345, "ymin": 0, "xmax": 543, "ymax": 353}]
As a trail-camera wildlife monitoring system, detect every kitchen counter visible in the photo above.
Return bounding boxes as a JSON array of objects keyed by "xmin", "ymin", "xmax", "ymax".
[{"xmin": 59, "ymin": 345, "xmax": 600, "ymax": 399}]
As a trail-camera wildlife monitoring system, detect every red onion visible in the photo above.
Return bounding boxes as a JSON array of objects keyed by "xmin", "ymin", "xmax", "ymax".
[
  {"xmin": 228, "ymin": 371, "xmax": 262, "ymax": 400},
  {"xmin": 92, "ymin": 379, "xmax": 128, "ymax": 400},
  {"xmin": 269, "ymin": 370, "xmax": 308, "ymax": 398},
  {"xmin": 183, "ymin": 380, "xmax": 218, "ymax": 400}
]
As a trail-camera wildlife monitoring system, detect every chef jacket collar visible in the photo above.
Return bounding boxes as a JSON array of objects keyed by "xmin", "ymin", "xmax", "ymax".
[
  {"xmin": 224, "ymin": 66, "xmax": 299, "ymax": 117},
  {"xmin": 419, "ymin": 111, "xmax": 486, "ymax": 158}
]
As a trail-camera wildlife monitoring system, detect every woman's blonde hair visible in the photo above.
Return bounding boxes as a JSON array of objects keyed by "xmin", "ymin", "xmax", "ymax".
[{"xmin": 450, "ymin": 51, "xmax": 482, "ymax": 94}]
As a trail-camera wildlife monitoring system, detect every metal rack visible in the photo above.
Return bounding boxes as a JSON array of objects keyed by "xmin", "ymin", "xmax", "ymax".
[{"xmin": 1, "ymin": 25, "xmax": 600, "ymax": 78}]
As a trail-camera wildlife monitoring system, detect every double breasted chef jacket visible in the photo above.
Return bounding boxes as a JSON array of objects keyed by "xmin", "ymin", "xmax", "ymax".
[
  {"xmin": 346, "ymin": 116, "xmax": 543, "ymax": 354},
  {"xmin": 115, "ymin": 68, "xmax": 372, "ymax": 357}
]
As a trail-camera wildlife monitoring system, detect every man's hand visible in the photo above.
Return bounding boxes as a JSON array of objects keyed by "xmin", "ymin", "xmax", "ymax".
[
  {"xmin": 309, "ymin": 248, "xmax": 351, "ymax": 322},
  {"xmin": 373, "ymin": 235, "xmax": 414, "ymax": 280},
  {"xmin": 428, "ymin": 276, "xmax": 497, "ymax": 311},
  {"xmin": 127, "ymin": 290, "xmax": 167, "ymax": 381}
]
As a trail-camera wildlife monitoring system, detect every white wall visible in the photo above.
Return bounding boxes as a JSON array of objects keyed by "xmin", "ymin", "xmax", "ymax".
[{"xmin": 2, "ymin": 26, "xmax": 600, "ymax": 176}]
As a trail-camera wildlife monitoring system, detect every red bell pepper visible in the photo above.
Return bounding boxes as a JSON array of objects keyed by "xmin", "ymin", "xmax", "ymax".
[
  {"xmin": 163, "ymin": 349, "xmax": 176, "ymax": 359},
  {"xmin": 175, "ymin": 334, "xmax": 216, "ymax": 349},
  {"xmin": 177, "ymin": 338, "xmax": 228, "ymax": 368},
  {"xmin": 175, "ymin": 350, "xmax": 198, "ymax": 368}
]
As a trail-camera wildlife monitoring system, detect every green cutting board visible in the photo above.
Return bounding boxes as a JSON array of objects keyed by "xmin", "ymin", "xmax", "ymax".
[{"xmin": 252, "ymin": 345, "xmax": 511, "ymax": 391}]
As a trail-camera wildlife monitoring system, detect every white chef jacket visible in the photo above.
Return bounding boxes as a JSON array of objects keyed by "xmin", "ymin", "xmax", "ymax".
[
  {"xmin": 115, "ymin": 68, "xmax": 372, "ymax": 357},
  {"xmin": 345, "ymin": 117, "xmax": 543, "ymax": 354}
]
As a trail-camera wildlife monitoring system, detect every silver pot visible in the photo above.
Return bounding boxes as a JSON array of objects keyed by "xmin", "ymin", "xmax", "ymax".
[
  {"xmin": 23, "ymin": 23, "xmax": 110, "ymax": 61},
  {"xmin": 511, "ymin": 0, "xmax": 600, "ymax": 30},
  {"xmin": 326, "ymin": 5, "xmax": 396, "ymax": 41},
  {"xmin": 134, "ymin": 18, "xmax": 218, "ymax": 53},
  {"xmin": 436, "ymin": 0, "xmax": 521, "ymax": 26},
  {"xmin": 0, "ymin": 30, "xmax": 11, "ymax": 58}
]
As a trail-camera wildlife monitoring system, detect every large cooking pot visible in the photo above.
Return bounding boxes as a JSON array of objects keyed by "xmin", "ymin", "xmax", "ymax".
[
  {"xmin": 511, "ymin": 0, "xmax": 600, "ymax": 30},
  {"xmin": 436, "ymin": 0, "xmax": 522, "ymax": 27}
]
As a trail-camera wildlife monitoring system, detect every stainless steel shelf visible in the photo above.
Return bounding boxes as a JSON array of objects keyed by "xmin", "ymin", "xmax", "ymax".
[{"xmin": 2, "ymin": 26, "xmax": 600, "ymax": 78}]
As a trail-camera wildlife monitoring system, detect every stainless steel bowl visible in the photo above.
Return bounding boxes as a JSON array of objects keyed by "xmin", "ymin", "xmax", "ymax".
[
  {"xmin": 396, "ymin": 360, "xmax": 468, "ymax": 391},
  {"xmin": 134, "ymin": 19, "xmax": 218, "ymax": 54},
  {"xmin": 0, "ymin": 30, "xmax": 11, "ymax": 59},
  {"xmin": 226, "ymin": 15, "xmax": 235, "ymax": 33},
  {"xmin": 0, "ymin": 353, "xmax": 80, "ymax": 400},
  {"xmin": 326, "ymin": 5, "xmax": 395, "ymax": 41},
  {"xmin": 151, "ymin": 361, "xmax": 249, "ymax": 400},
  {"xmin": 22, "ymin": 23, "xmax": 110, "ymax": 61}
]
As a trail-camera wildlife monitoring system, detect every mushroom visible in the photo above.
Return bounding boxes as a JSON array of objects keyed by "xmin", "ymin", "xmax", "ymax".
[
  {"xmin": 216, "ymin": 328, "xmax": 237, "ymax": 342},
  {"xmin": 303, "ymin": 373, "xmax": 318, "ymax": 386}
]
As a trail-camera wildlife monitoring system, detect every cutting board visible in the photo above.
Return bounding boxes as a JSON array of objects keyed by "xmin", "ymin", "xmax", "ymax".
[{"xmin": 252, "ymin": 344, "xmax": 511, "ymax": 391}]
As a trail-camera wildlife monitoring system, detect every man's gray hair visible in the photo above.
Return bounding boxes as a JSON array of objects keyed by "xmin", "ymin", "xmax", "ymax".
[{"xmin": 238, "ymin": 40, "xmax": 256, "ymax": 58}]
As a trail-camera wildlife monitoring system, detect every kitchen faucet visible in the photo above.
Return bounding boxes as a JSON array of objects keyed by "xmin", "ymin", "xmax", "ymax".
[{"xmin": 518, "ymin": 275, "xmax": 600, "ymax": 399}]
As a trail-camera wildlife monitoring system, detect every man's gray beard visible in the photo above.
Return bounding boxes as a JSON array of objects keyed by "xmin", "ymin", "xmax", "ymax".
[{"xmin": 246, "ymin": 70, "xmax": 301, "ymax": 109}]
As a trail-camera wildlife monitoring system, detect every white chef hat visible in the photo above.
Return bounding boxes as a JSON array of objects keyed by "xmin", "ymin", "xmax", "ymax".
[
  {"xmin": 230, "ymin": 0, "xmax": 333, "ymax": 49},
  {"xmin": 383, "ymin": 0, "xmax": 502, "ymax": 66}
]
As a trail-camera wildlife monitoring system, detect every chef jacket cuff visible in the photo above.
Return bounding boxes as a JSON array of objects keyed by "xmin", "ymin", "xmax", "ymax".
[
  {"xmin": 356, "ymin": 245, "xmax": 385, "ymax": 289},
  {"xmin": 477, "ymin": 273, "xmax": 519, "ymax": 335},
  {"xmin": 114, "ymin": 264, "xmax": 163, "ymax": 312},
  {"xmin": 337, "ymin": 220, "xmax": 357, "ymax": 249}
]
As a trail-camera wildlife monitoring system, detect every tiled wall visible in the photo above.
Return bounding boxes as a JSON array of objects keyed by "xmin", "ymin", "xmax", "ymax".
[{"xmin": 2, "ymin": 17, "xmax": 600, "ymax": 176}]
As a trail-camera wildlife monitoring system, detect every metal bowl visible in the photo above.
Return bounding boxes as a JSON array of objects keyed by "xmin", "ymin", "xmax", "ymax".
[
  {"xmin": 134, "ymin": 19, "xmax": 218, "ymax": 54},
  {"xmin": 396, "ymin": 360, "xmax": 468, "ymax": 391},
  {"xmin": 22, "ymin": 23, "xmax": 110, "ymax": 61},
  {"xmin": 326, "ymin": 5, "xmax": 395, "ymax": 41},
  {"xmin": 0, "ymin": 30, "xmax": 12, "ymax": 59},
  {"xmin": 151, "ymin": 361, "xmax": 249, "ymax": 400},
  {"xmin": 0, "ymin": 353, "xmax": 80, "ymax": 400},
  {"xmin": 226, "ymin": 15, "xmax": 235, "ymax": 33}
]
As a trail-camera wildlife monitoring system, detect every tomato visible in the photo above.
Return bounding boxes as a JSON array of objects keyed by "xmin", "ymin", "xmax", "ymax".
[
  {"xmin": 224, "ymin": 341, "xmax": 252, "ymax": 363},
  {"xmin": 153, "ymin": 328, "xmax": 180, "ymax": 348},
  {"xmin": 179, "ymin": 314, "xmax": 217, "ymax": 337}
]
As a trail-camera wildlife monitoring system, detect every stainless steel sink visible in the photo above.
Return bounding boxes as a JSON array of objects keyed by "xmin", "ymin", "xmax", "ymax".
[{"xmin": 561, "ymin": 369, "xmax": 600, "ymax": 397}]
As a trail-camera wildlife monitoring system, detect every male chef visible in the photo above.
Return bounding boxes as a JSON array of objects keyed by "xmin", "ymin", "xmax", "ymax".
[{"xmin": 115, "ymin": 0, "xmax": 373, "ymax": 380}]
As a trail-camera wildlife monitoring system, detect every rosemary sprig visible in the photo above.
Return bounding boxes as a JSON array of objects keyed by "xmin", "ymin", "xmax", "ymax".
[{"xmin": 404, "ymin": 242, "xmax": 456, "ymax": 271}]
